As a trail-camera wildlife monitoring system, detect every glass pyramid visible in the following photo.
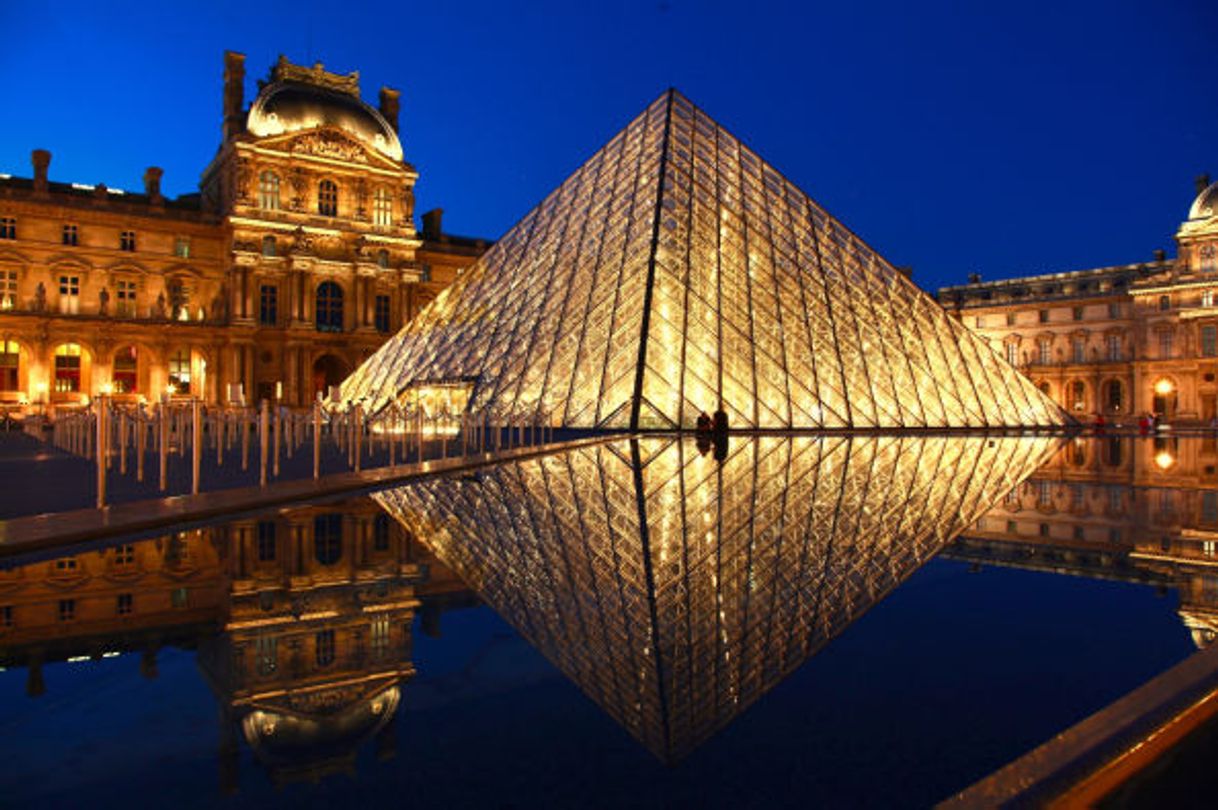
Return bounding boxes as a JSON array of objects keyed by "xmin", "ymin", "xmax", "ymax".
[
  {"xmin": 343, "ymin": 90, "xmax": 1065, "ymax": 429},
  {"xmin": 373, "ymin": 434, "xmax": 1060, "ymax": 761}
]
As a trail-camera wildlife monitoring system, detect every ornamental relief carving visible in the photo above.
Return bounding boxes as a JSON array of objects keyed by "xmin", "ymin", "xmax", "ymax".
[{"xmin": 290, "ymin": 130, "xmax": 368, "ymax": 164}]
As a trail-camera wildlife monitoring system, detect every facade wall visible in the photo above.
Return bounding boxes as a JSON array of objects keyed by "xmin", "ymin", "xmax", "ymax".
[
  {"xmin": 0, "ymin": 53, "xmax": 488, "ymax": 416},
  {"xmin": 939, "ymin": 179, "xmax": 1218, "ymax": 424}
]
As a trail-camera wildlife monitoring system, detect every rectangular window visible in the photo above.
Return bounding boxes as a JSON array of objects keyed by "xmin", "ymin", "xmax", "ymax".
[
  {"xmin": 62, "ymin": 224, "xmax": 78, "ymax": 246},
  {"xmin": 373, "ymin": 188, "xmax": 393, "ymax": 227},
  {"xmin": 1, "ymin": 605, "xmax": 11, "ymax": 628},
  {"xmin": 1203, "ymin": 491, "xmax": 1218, "ymax": 524},
  {"xmin": 1107, "ymin": 334, "xmax": 1122, "ymax": 361},
  {"xmin": 256, "ymin": 635, "xmax": 278, "ymax": 676},
  {"xmin": 58, "ymin": 599, "xmax": 75, "ymax": 622},
  {"xmin": 1038, "ymin": 339, "xmax": 1051, "ymax": 365},
  {"xmin": 55, "ymin": 343, "xmax": 82, "ymax": 392},
  {"xmin": 0, "ymin": 340, "xmax": 15, "ymax": 391},
  {"xmin": 1038, "ymin": 480, "xmax": 1052, "ymax": 506},
  {"xmin": 0, "ymin": 217, "xmax": 15, "ymax": 239},
  {"xmin": 259, "ymin": 285, "xmax": 277, "ymax": 326},
  {"xmin": 1108, "ymin": 302, "xmax": 1121, "ymax": 319},
  {"xmin": 1159, "ymin": 295, "xmax": 1171, "ymax": 312},
  {"xmin": 116, "ymin": 279, "xmax": 137, "ymax": 317},
  {"xmin": 1204, "ymin": 325, "xmax": 1218, "ymax": 358},
  {"xmin": 1159, "ymin": 331, "xmax": 1174, "ymax": 359},
  {"xmin": 58, "ymin": 275, "xmax": 80, "ymax": 314},
  {"xmin": 1072, "ymin": 306, "xmax": 1084, "ymax": 321},
  {"xmin": 1072, "ymin": 337, "xmax": 1086, "ymax": 363},
  {"xmin": 173, "ymin": 237, "xmax": 190, "ymax": 258},
  {"xmin": 171, "ymin": 587, "xmax": 188, "ymax": 609},
  {"xmin": 370, "ymin": 614, "xmax": 391, "ymax": 659},
  {"xmin": 1109, "ymin": 487, "xmax": 1123, "ymax": 512},
  {"xmin": 1204, "ymin": 290, "xmax": 1215, "ymax": 308},
  {"xmin": 1006, "ymin": 312, "xmax": 1016, "ymax": 326},
  {"xmin": 114, "ymin": 544, "xmax": 135, "ymax": 566},
  {"xmin": 55, "ymin": 558, "xmax": 77, "ymax": 572},
  {"xmin": 375, "ymin": 294, "xmax": 390, "ymax": 333},
  {"xmin": 0, "ymin": 269, "xmax": 17, "ymax": 309},
  {"xmin": 116, "ymin": 593, "xmax": 133, "ymax": 615},
  {"xmin": 257, "ymin": 521, "xmax": 277, "ymax": 562},
  {"xmin": 315, "ymin": 629, "xmax": 336, "ymax": 667},
  {"xmin": 1039, "ymin": 309, "xmax": 1050, "ymax": 323},
  {"xmin": 1005, "ymin": 343, "xmax": 1018, "ymax": 366},
  {"xmin": 120, "ymin": 230, "xmax": 136, "ymax": 251},
  {"xmin": 421, "ymin": 264, "xmax": 432, "ymax": 283}
]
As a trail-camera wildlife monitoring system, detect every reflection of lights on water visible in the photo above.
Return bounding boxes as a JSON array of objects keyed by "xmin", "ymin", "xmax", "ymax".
[{"xmin": 1155, "ymin": 451, "xmax": 1175, "ymax": 470}]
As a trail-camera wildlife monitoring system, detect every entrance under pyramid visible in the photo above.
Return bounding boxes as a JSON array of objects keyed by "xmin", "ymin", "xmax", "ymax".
[{"xmin": 342, "ymin": 90, "xmax": 1066, "ymax": 429}]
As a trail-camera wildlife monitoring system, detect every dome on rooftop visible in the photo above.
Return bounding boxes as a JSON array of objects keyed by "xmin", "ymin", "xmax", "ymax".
[
  {"xmin": 246, "ymin": 81, "xmax": 403, "ymax": 162},
  {"xmin": 1190, "ymin": 181, "xmax": 1218, "ymax": 221}
]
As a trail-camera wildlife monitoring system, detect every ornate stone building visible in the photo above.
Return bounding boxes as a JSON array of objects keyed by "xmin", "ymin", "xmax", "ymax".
[
  {"xmin": 0, "ymin": 52, "xmax": 489, "ymax": 416},
  {"xmin": 938, "ymin": 175, "xmax": 1218, "ymax": 424}
]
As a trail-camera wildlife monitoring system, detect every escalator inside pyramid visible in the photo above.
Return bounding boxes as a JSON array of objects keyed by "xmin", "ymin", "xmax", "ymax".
[{"xmin": 342, "ymin": 90, "xmax": 1066, "ymax": 430}]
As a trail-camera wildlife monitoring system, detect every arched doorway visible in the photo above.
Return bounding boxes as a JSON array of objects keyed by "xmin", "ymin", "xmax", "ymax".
[
  {"xmin": 312, "ymin": 354, "xmax": 349, "ymax": 400},
  {"xmin": 1152, "ymin": 377, "xmax": 1178, "ymax": 421}
]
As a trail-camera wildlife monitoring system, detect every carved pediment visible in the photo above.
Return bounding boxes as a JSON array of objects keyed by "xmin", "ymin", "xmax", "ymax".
[{"xmin": 289, "ymin": 130, "xmax": 370, "ymax": 164}]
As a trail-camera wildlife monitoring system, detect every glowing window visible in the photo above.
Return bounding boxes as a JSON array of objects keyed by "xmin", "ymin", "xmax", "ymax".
[
  {"xmin": 112, "ymin": 346, "xmax": 137, "ymax": 393},
  {"xmin": 58, "ymin": 275, "xmax": 80, "ymax": 314},
  {"xmin": 373, "ymin": 187, "xmax": 393, "ymax": 226},
  {"xmin": 0, "ymin": 270, "xmax": 15, "ymax": 309},
  {"xmin": 259, "ymin": 171, "xmax": 281, "ymax": 210},
  {"xmin": 0, "ymin": 340, "xmax": 17, "ymax": 391},
  {"xmin": 168, "ymin": 349, "xmax": 191, "ymax": 394},
  {"xmin": 54, "ymin": 343, "xmax": 81, "ymax": 392},
  {"xmin": 115, "ymin": 279, "xmax": 137, "ymax": 317}
]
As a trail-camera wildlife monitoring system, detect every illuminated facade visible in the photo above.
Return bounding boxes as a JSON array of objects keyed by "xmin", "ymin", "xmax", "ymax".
[
  {"xmin": 938, "ymin": 175, "xmax": 1218, "ymax": 423},
  {"xmin": 374, "ymin": 434, "xmax": 1057, "ymax": 761},
  {"xmin": 0, "ymin": 52, "xmax": 488, "ymax": 415},
  {"xmin": 0, "ymin": 497, "xmax": 474, "ymax": 786},
  {"xmin": 949, "ymin": 435, "xmax": 1218, "ymax": 649},
  {"xmin": 344, "ymin": 90, "xmax": 1064, "ymax": 429}
]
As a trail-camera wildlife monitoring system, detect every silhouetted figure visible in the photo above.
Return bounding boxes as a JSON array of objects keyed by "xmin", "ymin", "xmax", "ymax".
[
  {"xmin": 696, "ymin": 411, "xmax": 712, "ymax": 437},
  {"xmin": 696, "ymin": 435, "xmax": 712, "ymax": 456}
]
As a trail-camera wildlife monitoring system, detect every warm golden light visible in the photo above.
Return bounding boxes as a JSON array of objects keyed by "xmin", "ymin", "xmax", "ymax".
[
  {"xmin": 1155, "ymin": 378, "xmax": 1175, "ymax": 396},
  {"xmin": 339, "ymin": 91, "xmax": 1064, "ymax": 430},
  {"xmin": 166, "ymin": 383, "xmax": 177, "ymax": 396},
  {"xmin": 1155, "ymin": 451, "xmax": 1176, "ymax": 470},
  {"xmin": 99, "ymin": 382, "xmax": 113, "ymax": 396}
]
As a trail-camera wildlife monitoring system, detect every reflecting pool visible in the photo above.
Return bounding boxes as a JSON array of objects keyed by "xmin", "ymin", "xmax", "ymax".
[{"xmin": 0, "ymin": 434, "xmax": 1209, "ymax": 807}]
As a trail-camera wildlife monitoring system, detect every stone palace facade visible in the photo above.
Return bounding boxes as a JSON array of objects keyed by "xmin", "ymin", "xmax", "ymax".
[{"xmin": 0, "ymin": 52, "xmax": 488, "ymax": 415}]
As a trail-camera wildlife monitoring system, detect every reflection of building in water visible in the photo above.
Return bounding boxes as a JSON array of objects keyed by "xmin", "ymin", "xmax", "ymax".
[
  {"xmin": 947, "ymin": 437, "xmax": 1218, "ymax": 649},
  {"xmin": 375, "ymin": 434, "xmax": 1056, "ymax": 761},
  {"xmin": 0, "ymin": 497, "xmax": 475, "ymax": 788}
]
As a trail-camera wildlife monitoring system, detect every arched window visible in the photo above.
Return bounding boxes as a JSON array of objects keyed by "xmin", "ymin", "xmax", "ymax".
[
  {"xmin": 259, "ymin": 171, "xmax": 280, "ymax": 210},
  {"xmin": 376, "ymin": 249, "xmax": 389, "ymax": 269},
  {"xmin": 1103, "ymin": 379, "xmax": 1123, "ymax": 413},
  {"xmin": 0, "ymin": 340, "xmax": 18, "ymax": 391},
  {"xmin": 318, "ymin": 180, "xmax": 338, "ymax": 216},
  {"xmin": 113, "ymin": 346, "xmax": 137, "ymax": 394},
  {"xmin": 168, "ymin": 349, "xmax": 191, "ymax": 395},
  {"xmin": 315, "ymin": 281, "xmax": 344, "ymax": 332},
  {"xmin": 261, "ymin": 235, "xmax": 276, "ymax": 257},
  {"xmin": 314, "ymin": 514, "xmax": 343, "ymax": 565},
  {"xmin": 373, "ymin": 187, "xmax": 392, "ymax": 226},
  {"xmin": 1103, "ymin": 438, "xmax": 1123, "ymax": 468},
  {"xmin": 54, "ymin": 343, "xmax": 82, "ymax": 392}
]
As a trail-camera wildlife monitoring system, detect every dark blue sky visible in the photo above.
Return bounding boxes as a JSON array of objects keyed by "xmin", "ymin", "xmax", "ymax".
[{"xmin": 2, "ymin": 0, "xmax": 1214, "ymax": 293}]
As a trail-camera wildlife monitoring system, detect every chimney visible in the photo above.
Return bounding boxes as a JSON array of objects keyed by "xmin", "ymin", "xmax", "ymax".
[
  {"xmin": 144, "ymin": 167, "xmax": 164, "ymax": 205},
  {"xmin": 31, "ymin": 149, "xmax": 50, "ymax": 193},
  {"xmin": 1197, "ymin": 173, "xmax": 1212, "ymax": 196},
  {"xmin": 223, "ymin": 51, "xmax": 246, "ymax": 141},
  {"xmin": 967, "ymin": 272, "xmax": 982, "ymax": 284},
  {"xmin": 1154, "ymin": 248, "xmax": 1167, "ymax": 262},
  {"xmin": 421, "ymin": 208, "xmax": 443, "ymax": 239},
  {"xmin": 379, "ymin": 87, "xmax": 401, "ymax": 133}
]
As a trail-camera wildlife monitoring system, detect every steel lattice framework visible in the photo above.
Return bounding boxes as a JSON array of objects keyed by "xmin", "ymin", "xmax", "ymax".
[
  {"xmin": 343, "ymin": 90, "xmax": 1065, "ymax": 429},
  {"xmin": 374, "ymin": 434, "xmax": 1058, "ymax": 761}
]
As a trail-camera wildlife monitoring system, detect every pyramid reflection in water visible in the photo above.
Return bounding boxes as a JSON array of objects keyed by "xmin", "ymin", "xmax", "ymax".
[
  {"xmin": 343, "ymin": 90, "xmax": 1064, "ymax": 429},
  {"xmin": 374, "ymin": 435, "xmax": 1058, "ymax": 761}
]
